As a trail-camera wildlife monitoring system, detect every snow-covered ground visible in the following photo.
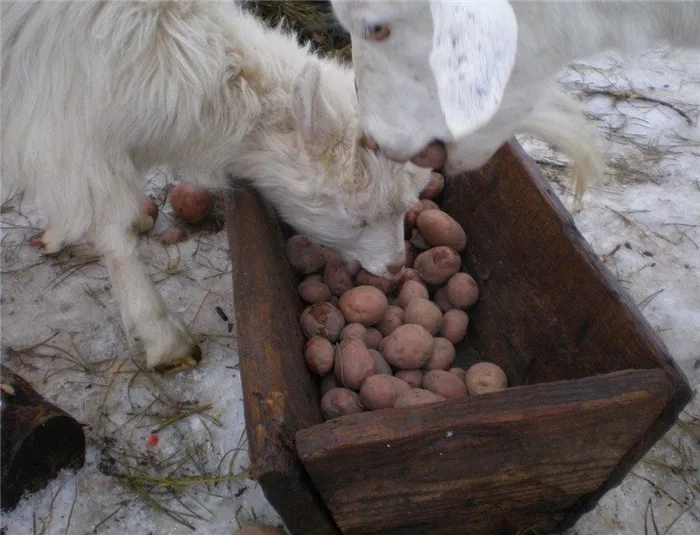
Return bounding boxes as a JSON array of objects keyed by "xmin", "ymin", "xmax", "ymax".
[{"xmin": 1, "ymin": 46, "xmax": 698, "ymax": 535}]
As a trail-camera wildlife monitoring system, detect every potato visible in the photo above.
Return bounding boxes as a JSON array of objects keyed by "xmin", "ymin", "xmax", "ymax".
[
  {"xmin": 323, "ymin": 258, "xmax": 354, "ymax": 296},
  {"xmin": 304, "ymin": 336, "xmax": 335, "ymax": 375},
  {"xmin": 414, "ymin": 246, "xmax": 461, "ymax": 285},
  {"xmin": 340, "ymin": 322, "xmax": 367, "ymax": 341},
  {"xmin": 423, "ymin": 337, "xmax": 456, "ymax": 371},
  {"xmin": 286, "ymin": 234, "xmax": 326, "ymax": 275},
  {"xmin": 404, "ymin": 241, "xmax": 419, "ymax": 268},
  {"xmin": 160, "ymin": 227, "xmax": 189, "ymax": 245},
  {"xmin": 403, "ymin": 297, "xmax": 443, "ymax": 335},
  {"xmin": 439, "ymin": 309, "xmax": 469, "ymax": 344},
  {"xmin": 320, "ymin": 373, "xmax": 341, "ymax": 395},
  {"xmin": 364, "ymin": 327, "xmax": 383, "ymax": 350},
  {"xmin": 137, "ymin": 195, "xmax": 159, "ymax": 234},
  {"xmin": 395, "ymin": 369, "xmax": 423, "ymax": 388},
  {"xmin": 419, "ymin": 171, "xmax": 445, "ymax": 200},
  {"xmin": 359, "ymin": 374, "xmax": 412, "ymax": 410},
  {"xmin": 376, "ymin": 305, "xmax": 404, "ymax": 337},
  {"xmin": 420, "ymin": 199, "xmax": 440, "ymax": 211},
  {"xmin": 448, "ymin": 367, "xmax": 467, "ymax": 381},
  {"xmin": 400, "ymin": 268, "xmax": 424, "ymax": 287},
  {"xmin": 355, "ymin": 269, "xmax": 399, "ymax": 294},
  {"xmin": 422, "ymin": 370, "xmax": 467, "ymax": 398},
  {"xmin": 433, "ymin": 286, "xmax": 453, "ymax": 313},
  {"xmin": 233, "ymin": 525, "xmax": 286, "ymax": 535},
  {"xmin": 337, "ymin": 285, "xmax": 388, "ymax": 326},
  {"xmin": 404, "ymin": 202, "xmax": 425, "ymax": 231},
  {"xmin": 335, "ymin": 338, "xmax": 375, "ymax": 390},
  {"xmin": 447, "ymin": 272, "xmax": 479, "ymax": 309},
  {"xmin": 170, "ymin": 183, "xmax": 214, "ymax": 224},
  {"xmin": 380, "ymin": 324, "xmax": 434, "ymax": 370},
  {"xmin": 300, "ymin": 302, "xmax": 345, "ymax": 342},
  {"xmin": 410, "ymin": 229, "xmax": 431, "ymax": 251},
  {"xmin": 321, "ymin": 388, "xmax": 365, "ymax": 420},
  {"xmin": 465, "ymin": 362, "xmax": 508, "ymax": 395},
  {"xmin": 369, "ymin": 349, "xmax": 393, "ymax": 375},
  {"xmin": 397, "ymin": 280, "xmax": 429, "ymax": 309},
  {"xmin": 416, "ymin": 210, "xmax": 467, "ymax": 252},
  {"xmin": 393, "ymin": 388, "xmax": 446, "ymax": 408},
  {"xmin": 298, "ymin": 274, "xmax": 332, "ymax": 304}
]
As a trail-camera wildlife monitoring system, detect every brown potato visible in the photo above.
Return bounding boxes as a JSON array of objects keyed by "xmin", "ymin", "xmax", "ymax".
[
  {"xmin": 340, "ymin": 323, "xmax": 367, "ymax": 341},
  {"xmin": 400, "ymin": 268, "xmax": 424, "ymax": 287},
  {"xmin": 321, "ymin": 388, "xmax": 365, "ymax": 420},
  {"xmin": 359, "ymin": 374, "xmax": 412, "ymax": 410},
  {"xmin": 380, "ymin": 324, "xmax": 434, "ymax": 369},
  {"xmin": 320, "ymin": 373, "xmax": 341, "ymax": 396},
  {"xmin": 335, "ymin": 338, "xmax": 375, "ymax": 390},
  {"xmin": 410, "ymin": 228, "xmax": 431, "ymax": 250},
  {"xmin": 433, "ymin": 286, "xmax": 453, "ymax": 313},
  {"xmin": 416, "ymin": 210, "xmax": 467, "ymax": 252},
  {"xmin": 465, "ymin": 362, "xmax": 508, "ymax": 395},
  {"xmin": 160, "ymin": 227, "xmax": 189, "ymax": 245},
  {"xmin": 422, "ymin": 370, "xmax": 467, "ymax": 398},
  {"xmin": 337, "ymin": 285, "xmax": 388, "ymax": 326},
  {"xmin": 447, "ymin": 272, "xmax": 479, "ymax": 309},
  {"xmin": 323, "ymin": 258, "xmax": 354, "ymax": 297},
  {"xmin": 423, "ymin": 337, "xmax": 456, "ymax": 371},
  {"xmin": 233, "ymin": 525, "xmax": 286, "ymax": 535},
  {"xmin": 404, "ymin": 241, "xmax": 419, "ymax": 268},
  {"xmin": 419, "ymin": 171, "xmax": 445, "ymax": 200},
  {"xmin": 414, "ymin": 246, "xmax": 461, "ymax": 285},
  {"xmin": 355, "ymin": 269, "xmax": 399, "ymax": 294},
  {"xmin": 395, "ymin": 369, "xmax": 423, "ymax": 388},
  {"xmin": 137, "ymin": 195, "xmax": 159, "ymax": 234},
  {"xmin": 393, "ymin": 388, "xmax": 446, "ymax": 408},
  {"xmin": 298, "ymin": 274, "xmax": 332, "ymax": 304},
  {"xmin": 170, "ymin": 183, "xmax": 214, "ymax": 224},
  {"xmin": 369, "ymin": 349, "xmax": 393, "ymax": 375},
  {"xmin": 285, "ymin": 234, "xmax": 326, "ymax": 275},
  {"xmin": 376, "ymin": 305, "xmax": 404, "ymax": 337},
  {"xmin": 403, "ymin": 297, "xmax": 443, "ymax": 335},
  {"xmin": 304, "ymin": 336, "xmax": 335, "ymax": 375},
  {"xmin": 420, "ymin": 199, "xmax": 440, "ymax": 211},
  {"xmin": 448, "ymin": 367, "xmax": 467, "ymax": 382},
  {"xmin": 300, "ymin": 302, "xmax": 345, "ymax": 342},
  {"xmin": 397, "ymin": 280, "xmax": 429, "ymax": 309},
  {"xmin": 364, "ymin": 327, "xmax": 382, "ymax": 350},
  {"xmin": 439, "ymin": 309, "xmax": 469, "ymax": 344},
  {"xmin": 404, "ymin": 202, "xmax": 425, "ymax": 231}
]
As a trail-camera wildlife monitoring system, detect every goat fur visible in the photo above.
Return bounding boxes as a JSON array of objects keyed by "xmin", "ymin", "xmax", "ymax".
[
  {"xmin": 1, "ymin": 0, "xmax": 432, "ymax": 372},
  {"xmin": 330, "ymin": 0, "xmax": 700, "ymax": 198}
]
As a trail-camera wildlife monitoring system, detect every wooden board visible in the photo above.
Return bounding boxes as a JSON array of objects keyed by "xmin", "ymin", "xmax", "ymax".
[
  {"xmin": 226, "ymin": 186, "xmax": 340, "ymax": 535},
  {"xmin": 296, "ymin": 369, "xmax": 674, "ymax": 535}
]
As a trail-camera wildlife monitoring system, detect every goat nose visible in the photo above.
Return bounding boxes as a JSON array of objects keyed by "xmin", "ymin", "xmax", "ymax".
[{"xmin": 387, "ymin": 263, "xmax": 404, "ymax": 275}]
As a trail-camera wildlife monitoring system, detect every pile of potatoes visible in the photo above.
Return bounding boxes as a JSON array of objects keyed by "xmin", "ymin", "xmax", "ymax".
[{"xmin": 287, "ymin": 172, "xmax": 508, "ymax": 421}]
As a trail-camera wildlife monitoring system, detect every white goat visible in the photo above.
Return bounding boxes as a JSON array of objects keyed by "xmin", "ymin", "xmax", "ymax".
[
  {"xmin": 1, "ymin": 1, "xmax": 432, "ymax": 373},
  {"xmin": 330, "ymin": 0, "xmax": 700, "ymax": 198}
]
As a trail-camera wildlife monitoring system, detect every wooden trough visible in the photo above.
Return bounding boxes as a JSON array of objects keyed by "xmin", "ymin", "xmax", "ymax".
[{"xmin": 225, "ymin": 140, "xmax": 692, "ymax": 535}]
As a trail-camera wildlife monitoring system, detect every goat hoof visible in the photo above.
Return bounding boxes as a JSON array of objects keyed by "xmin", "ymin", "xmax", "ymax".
[{"xmin": 152, "ymin": 345, "xmax": 202, "ymax": 375}]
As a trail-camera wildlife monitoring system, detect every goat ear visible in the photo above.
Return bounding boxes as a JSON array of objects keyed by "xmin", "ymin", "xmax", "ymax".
[
  {"xmin": 428, "ymin": 0, "xmax": 518, "ymax": 139},
  {"xmin": 292, "ymin": 60, "xmax": 337, "ymax": 157}
]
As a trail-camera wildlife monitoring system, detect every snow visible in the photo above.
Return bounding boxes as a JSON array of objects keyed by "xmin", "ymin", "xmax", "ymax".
[{"xmin": 1, "ymin": 46, "xmax": 698, "ymax": 535}]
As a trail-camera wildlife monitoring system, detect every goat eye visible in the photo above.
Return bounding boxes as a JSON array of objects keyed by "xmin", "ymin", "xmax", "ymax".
[{"xmin": 364, "ymin": 24, "xmax": 390, "ymax": 42}]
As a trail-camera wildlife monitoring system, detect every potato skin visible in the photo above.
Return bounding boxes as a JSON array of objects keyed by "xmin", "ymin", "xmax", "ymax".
[
  {"xmin": 395, "ymin": 369, "xmax": 423, "ymax": 388},
  {"xmin": 320, "ymin": 373, "xmax": 341, "ymax": 396},
  {"xmin": 423, "ymin": 337, "xmax": 456, "ymax": 371},
  {"xmin": 465, "ymin": 362, "xmax": 508, "ymax": 395},
  {"xmin": 410, "ymin": 229, "xmax": 431, "ymax": 251},
  {"xmin": 448, "ymin": 367, "xmax": 467, "ymax": 382},
  {"xmin": 400, "ymin": 268, "xmax": 424, "ymax": 287},
  {"xmin": 404, "ymin": 241, "xmax": 419, "ymax": 268},
  {"xmin": 439, "ymin": 309, "xmax": 469, "ymax": 344},
  {"xmin": 393, "ymin": 388, "xmax": 446, "ymax": 408},
  {"xmin": 360, "ymin": 374, "xmax": 411, "ymax": 410},
  {"xmin": 323, "ymin": 259, "xmax": 354, "ymax": 297},
  {"xmin": 403, "ymin": 297, "xmax": 443, "ymax": 335},
  {"xmin": 300, "ymin": 302, "xmax": 345, "ymax": 342},
  {"xmin": 422, "ymin": 370, "xmax": 468, "ymax": 398},
  {"xmin": 414, "ymin": 246, "xmax": 461, "ymax": 285},
  {"xmin": 298, "ymin": 274, "xmax": 332, "ymax": 304},
  {"xmin": 286, "ymin": 234, "xmax": 326, "ymax": 275},
  {"xmin": 380, "ymin": 324, "xmax": 434, "ymax": 370},
  {"xmin": 340, "ymin": 323, "xmax": 367, "ymax": 341},
  {"xmin": 397, "ymin": 280, "xmax": 429, "ymax": 309},
  {"xmin": 419, "ymin": 172, "xmax": 445, "ymax": 200},
  {"xmin": 338, "ymin": 285, "xmax": 389, "ymax": 326},
  {"xmin": 170, "ymin": 183, "xmax": 214, "ymax": 224},
  {"xmin": 321, "ymin": 388, "xmax": 365, "ymax": 420},
  {"xmin": 416, "ymin": 210, "xmax": 467, "ymax": 252},
  {"xmin": 335, "ymin": 338, "xmax": 375, "ymax": 390},
  {"xmin": 404, "ymin": 202, "xmax": 425, "ymax": 231},
  {"xmin": 355, "ymin": 269, "xmax": 400, "ymax": 294},
  {"xmin": 376, "ymin": 305, "xmax": 404, "ymax": 337},
  {"xmin": 364, "ymin": 328, "xmax": 383, "ymax": 350},
  {"xmin": 304, "ymin": 336, "xmax": 335, "ymax": 375},
  {"xmin": 420, "ymin": 199, "xmax": 440, "ymax": 211},
  {"xmin": 369, "ymin": 349, "xmax": 393, "ymax": 375},
  {"xmin": 447, "ymin": 272, "xmax": 479, "ymax": 309},
  {"xmin": 433, "ymin": 286, "xmax": 454, "ymax": 313}
]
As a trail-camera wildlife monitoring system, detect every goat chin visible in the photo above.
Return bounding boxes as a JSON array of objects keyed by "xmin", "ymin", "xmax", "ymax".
[{"xmin": 2, "ymin": 1, "xmax": 432, "ymax": 372}]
